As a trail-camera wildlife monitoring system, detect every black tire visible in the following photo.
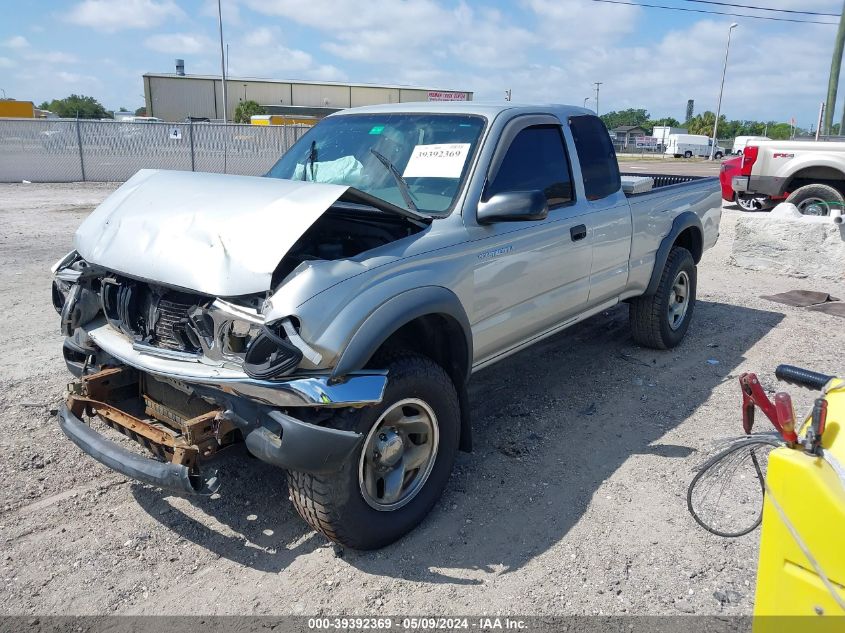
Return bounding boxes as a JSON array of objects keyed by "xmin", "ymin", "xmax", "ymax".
[
  {"xmin": 673, "ymin": 154, "xmax": 681, "ymax": 159},
  {"xmin": 785, "ymin": 183, "xmax": 844, "ymax": 217},
  {"xmin": 684, "ymin": 151, "xmax": 693, "ymax": 159},
  {"xmin": 629, "ymin": 247, "xmax": 697, "ymax": 350},
  {"xmin": 287, "ymin": 353, "xmax": 460, "ymax": 550},
  {"xmin": 714, "ymin": 151, "xmax": 723, "ymax": 159}
]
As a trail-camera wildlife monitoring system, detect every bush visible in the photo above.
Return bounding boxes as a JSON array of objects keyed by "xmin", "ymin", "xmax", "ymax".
[{"xmin": 233, "ymin": 100, "xmax": 266, "ymax": 123}]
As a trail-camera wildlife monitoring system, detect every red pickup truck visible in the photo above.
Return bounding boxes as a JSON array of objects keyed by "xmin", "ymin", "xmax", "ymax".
[{"xmin": 720, "ymin": 156, "xmax": 763, "ymax": 211}]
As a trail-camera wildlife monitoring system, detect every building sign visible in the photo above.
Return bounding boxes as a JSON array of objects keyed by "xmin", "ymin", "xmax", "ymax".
[
  {"xmin": 427, "ymin": 91, "xmax": 468, "ymax": 102},
  {"xmin": 636, "ymin": 136, "xmax": 658, "ymax": 148}
]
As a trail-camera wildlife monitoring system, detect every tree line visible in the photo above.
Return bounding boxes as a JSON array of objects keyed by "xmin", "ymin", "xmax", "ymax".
[{"xmin": 598, "ymin": 108, "xmax": 830, "ymax": 140}]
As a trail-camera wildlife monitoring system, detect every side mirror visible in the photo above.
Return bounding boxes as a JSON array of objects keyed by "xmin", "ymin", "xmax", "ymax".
[{"xmin": 477, "ymin": 190, "xmax": 549, "ymax": 224}]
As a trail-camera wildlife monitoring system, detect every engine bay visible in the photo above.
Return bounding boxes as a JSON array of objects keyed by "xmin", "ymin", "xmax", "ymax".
[{"xmin": 271, "ymin": 205, "xmax": 424, "ymax": 286}]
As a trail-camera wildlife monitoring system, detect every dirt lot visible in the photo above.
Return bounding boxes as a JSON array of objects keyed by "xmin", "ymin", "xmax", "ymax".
[{"xmin": 1, "ymin": 180, "xmax": 844, "ymax": 617}]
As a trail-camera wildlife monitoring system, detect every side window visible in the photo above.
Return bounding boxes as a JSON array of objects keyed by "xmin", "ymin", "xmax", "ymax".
[
  {"xmin": 486, "ymin": 125, "xmax": 573, "ymax": 207},
  {"xmin": 569, "ymin": 115, "xmax": 621, "ymax": 201}
]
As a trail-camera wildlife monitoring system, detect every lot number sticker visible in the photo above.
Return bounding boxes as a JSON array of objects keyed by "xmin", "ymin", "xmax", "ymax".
[
  {"xmin": 169, "ymin": 127, "xmax": 182, "ymax": 140},
  {"xmin": 403, "ymin": 143, "xmax": 470, "ymax": 178}
]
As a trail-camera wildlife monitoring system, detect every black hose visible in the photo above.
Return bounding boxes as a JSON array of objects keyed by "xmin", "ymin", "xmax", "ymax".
[{"xmin": 775, "ymin": 365, "xmax": 833, "ymax": 391}]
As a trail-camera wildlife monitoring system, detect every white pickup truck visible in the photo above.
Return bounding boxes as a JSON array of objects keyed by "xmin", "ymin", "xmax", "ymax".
[{"xmin": 732, "ymin": 139, "xmax": 845, "ymax": 216}]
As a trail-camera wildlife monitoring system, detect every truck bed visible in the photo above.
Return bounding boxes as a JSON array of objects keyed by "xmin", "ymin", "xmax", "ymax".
[{"xmin": 620, "ymin": 172, "xmax": 715, "ymax": 197}]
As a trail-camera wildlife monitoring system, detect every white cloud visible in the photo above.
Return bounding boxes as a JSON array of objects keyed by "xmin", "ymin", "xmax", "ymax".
[
  {"xmin": 243, "ymin": 26, "xmax": 274, "ymax": 48},
  {"xmin": 0, "ymin": 56, "xmax": 13, "ymax": 68},
  {"xmin": 145, "ymin": 33, "xmax": 214, "ymax": 54},
  {"xmin": 247, "ymin": 0, "xmax": 535, "ymax": 78},
  {"xmin": 3, "ymin": 35, "xmax": 30, "ymax": 49},
  {"xmin": 524, "ymin": 0, "xmax": 641, "ymax": 50},
  {"xmin": 21, "ymin": 50, "xmax": 78, "ymax": 64},
  {"xmin": 65, "ymin": 0, "xmax": 184, "ymax": 32},
  {"xmin": 228, "ymin": 26, "xmax": 345, "ymax": 82}
]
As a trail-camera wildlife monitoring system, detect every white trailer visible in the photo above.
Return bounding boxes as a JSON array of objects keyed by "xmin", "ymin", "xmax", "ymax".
[
  {"xmin": 652, "ymin": 126, "xmax": 687, "ymax": 146},
  {"xmin": 665, "ymin": 133, "xmax": 726, "ymax": 159}
]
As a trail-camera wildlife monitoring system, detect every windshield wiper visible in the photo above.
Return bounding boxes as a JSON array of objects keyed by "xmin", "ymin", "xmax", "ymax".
[
  {"xmin": 302, "ymin": 140, "xmax": 317, "ymax": 181},
  {"xmin": 369, "ymin": 149, "xmax": 419, "ymax": 213}
]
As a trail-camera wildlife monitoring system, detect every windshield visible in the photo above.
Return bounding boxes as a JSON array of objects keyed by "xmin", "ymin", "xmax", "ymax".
[{"xmin": 266, "ymin": 113, "xmax": 486, "ymax": 216}]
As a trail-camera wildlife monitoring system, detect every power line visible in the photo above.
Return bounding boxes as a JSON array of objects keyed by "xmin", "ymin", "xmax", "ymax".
[
  {"xmin": 682, "ymin": 0, "xmax": 839, "ymax": 18},
  {"xmin": 590, "ymin": 0, "xmax": 839, "ymax": 24}
]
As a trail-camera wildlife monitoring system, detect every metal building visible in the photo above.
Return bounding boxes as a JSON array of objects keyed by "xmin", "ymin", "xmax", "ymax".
[{"xmin": 142, "ymin": 73, "xmax": 473, "ymax": 122}]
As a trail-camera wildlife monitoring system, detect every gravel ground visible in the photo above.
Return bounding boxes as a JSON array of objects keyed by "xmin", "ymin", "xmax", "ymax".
[{"xmin": 1, "ymin": 180, "xmax": 844, "ymax": 617}]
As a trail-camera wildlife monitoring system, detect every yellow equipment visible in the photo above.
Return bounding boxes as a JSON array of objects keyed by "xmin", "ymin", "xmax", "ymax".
[
  {"xmin": 753, "ymin": 369, "xmax": 845, "ymax": 630},
  {"xmin": 0, "ymin": 100, "xmax": 35, "ymax": 118},
  {"xmin": 250, "ymin": 114, "xmax": 318, "ymax": 127}
]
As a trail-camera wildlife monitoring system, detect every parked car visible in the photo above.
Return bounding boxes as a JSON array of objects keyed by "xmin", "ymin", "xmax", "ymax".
[
  {"xmin": 720, "ymin": 155, "xmax": 767, "ymax": 210},
  {"xmin": 665, "ymin": 133, "xmax": 726, "ymax": 159},
  {"xmin": 732, "ymin": 135, "xmax": 770, "ymax": 156},
  {"xmin": 52, "ymin": 103, "xmax": 722, "ymax": 549},
  {"xmin": 732, "ymin": 140, "xmax": 845, "ymax": 216}
]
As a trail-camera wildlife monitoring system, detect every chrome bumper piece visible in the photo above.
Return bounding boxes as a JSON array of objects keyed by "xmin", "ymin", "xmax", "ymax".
[
  {"xmin": 731, "ymin": 176, "xmax": 749, "ymax": 192},
  {"xmin": 83, "ymin": 321, "xmax": 386, "ymax": 408}
]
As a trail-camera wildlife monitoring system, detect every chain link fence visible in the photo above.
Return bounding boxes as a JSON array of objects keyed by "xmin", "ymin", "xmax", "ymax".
[{"xmin": 0, "ymin": 118, "xmax": 311, "ymax": 183}]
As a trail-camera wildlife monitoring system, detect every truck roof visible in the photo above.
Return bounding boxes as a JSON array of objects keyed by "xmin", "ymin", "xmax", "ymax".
[{"xmin": 327, "ymin": 101, "xmax": 594, "ymax": 120}]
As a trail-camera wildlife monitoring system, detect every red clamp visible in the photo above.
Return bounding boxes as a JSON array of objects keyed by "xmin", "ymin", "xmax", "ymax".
[{"xmin": 739, "ymin": 373, "xmax": 798, "ymax": 443}]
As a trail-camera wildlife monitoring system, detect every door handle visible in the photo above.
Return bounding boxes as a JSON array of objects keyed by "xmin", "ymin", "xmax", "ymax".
[{"xmin": 570, "ymin": 224, "xmax": 587, "ymax": 241}]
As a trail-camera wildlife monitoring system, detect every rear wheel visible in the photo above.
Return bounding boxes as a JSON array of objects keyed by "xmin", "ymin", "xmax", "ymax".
[
  {"xmin": 629, "ymin": 247, "xmax": 697, "ymax": 350},
  {"xmin": 785, "ymin": 183, "xmax": 844, "ymax": 217},
  {"xmin": 684, "ymin": 151, "xmax": 693, "ymax": 159},
  {"xmin": 287, "ymin": 353, "xmax": 460, "ymax": 550}
]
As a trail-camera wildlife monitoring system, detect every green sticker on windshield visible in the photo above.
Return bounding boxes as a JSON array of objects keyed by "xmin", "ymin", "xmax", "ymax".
[{"xmin": 368, "ymin": 125, "xmax": 385, "ymax": 135}]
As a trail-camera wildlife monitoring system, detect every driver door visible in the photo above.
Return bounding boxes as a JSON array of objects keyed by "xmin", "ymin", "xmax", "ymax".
[{"xmin": 469, "ymin": 116, "xmax": 594, "ymax": 365}]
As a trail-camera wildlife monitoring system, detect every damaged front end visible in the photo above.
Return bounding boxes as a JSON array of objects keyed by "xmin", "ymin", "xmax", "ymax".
[
  {"xmin": 52, "ymin": 251, "xmax": 385, "ymax": 495},
  {"xmin": 50, "ymin": 169, "xmax": 429, "ymax": 494}
]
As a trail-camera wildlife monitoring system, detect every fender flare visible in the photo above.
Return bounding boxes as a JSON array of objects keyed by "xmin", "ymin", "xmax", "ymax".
[
  {"xmin": 330, "ymin": 286, "xmax": 474, "ymax": 452},
  {"xmin": 644, "ymin": 211, "xmax": 703, "ymax": 296},
  {"xmin": 331, "ymin": 286, "xmax": 473, "ymax": 383}
]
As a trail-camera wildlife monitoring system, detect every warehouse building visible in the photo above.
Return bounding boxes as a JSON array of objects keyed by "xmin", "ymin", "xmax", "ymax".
[{"xmin": 142, "ymin": 71, "xmax": 473, "ymax": 122}]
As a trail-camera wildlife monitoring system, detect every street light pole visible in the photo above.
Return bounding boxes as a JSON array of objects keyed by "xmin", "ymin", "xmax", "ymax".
[
  {"xmin": 583, "ymin": 97, "xmax": 590, "ymax": 108},
  {"xmin": 217, "ymin": 0, "xmax": 227, "ymax": 124},
  {"xmin": 593, "ymin": 82, "xmax": 603, "ymax": 116},
  {"xmin": 710, "ymin": 22, "xmax": 738, "ymax": 160}
]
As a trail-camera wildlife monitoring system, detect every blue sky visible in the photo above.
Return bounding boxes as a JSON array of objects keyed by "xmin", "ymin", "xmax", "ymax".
[{"xmin": 0, "ymin": 0, "xmax": 842, "ymax": 127}]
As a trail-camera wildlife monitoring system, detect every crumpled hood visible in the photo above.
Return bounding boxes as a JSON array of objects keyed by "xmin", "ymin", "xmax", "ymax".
[{"xmin": 74, "ymin": 169, "xmax": 349, "ymax": 296}]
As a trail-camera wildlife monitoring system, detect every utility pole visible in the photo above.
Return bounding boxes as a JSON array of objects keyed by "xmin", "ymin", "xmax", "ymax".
[
  {"xmin": 593, "ymin": 82, "xmax": 603, "ymax": 116},
  {"xmin": 710, "ymin": 23, "xmax": 738, "ymax": 160},
  {"xmin": 216, "ymin": 0, "xmax": 227, "ymax": 124},
  {"xmin": 825, "ymin": 0, "xmax": 845, "ymax": 135}
]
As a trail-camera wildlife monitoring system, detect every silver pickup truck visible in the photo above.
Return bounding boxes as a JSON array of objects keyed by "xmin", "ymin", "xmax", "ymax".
[{"xmin": 53, "ymin": 103, "xmax": 721, "ymax": 549}]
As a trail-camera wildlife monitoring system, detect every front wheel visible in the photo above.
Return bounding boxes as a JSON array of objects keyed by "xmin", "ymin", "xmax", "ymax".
[
  {"xmin": 287, "ymin": 353, "xmax": 460, "ymax": 550},
  {"xmin": 714, "ymin": 151, "xmax": 723, "ymax": 160},
  {"xmin": 629, "ymin": 247, "xmax": 697, "ymax": 350}
]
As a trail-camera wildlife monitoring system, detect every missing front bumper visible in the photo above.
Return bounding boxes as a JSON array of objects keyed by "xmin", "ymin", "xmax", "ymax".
[
  {"xmin": 58, "ymin": 366, "xmax": 366, "ymax": 494},
  {"xmin": 58, "ymin": 404, "xmax": 219, "ymax": 494}
]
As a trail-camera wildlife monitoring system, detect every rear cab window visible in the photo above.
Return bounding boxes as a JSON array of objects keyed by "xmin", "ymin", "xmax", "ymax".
[
  {"xmin": 568, "ymin": 115, "xmax": 621, "ymax": 200},
  {"xmin": 485, "ymin": 124, "xmax": 574, "ymax": 208}
]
